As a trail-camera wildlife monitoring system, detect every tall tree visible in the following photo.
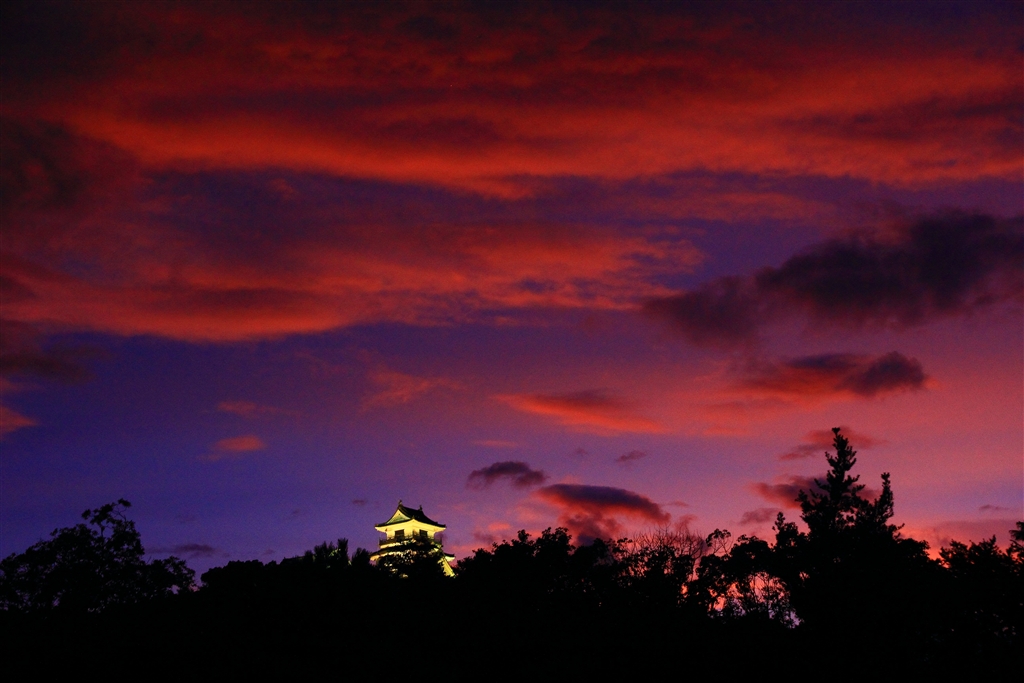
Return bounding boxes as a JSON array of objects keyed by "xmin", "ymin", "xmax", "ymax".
[{"xmin": 772, "ymin": 428, "xmax": 936, "ymax": 655}]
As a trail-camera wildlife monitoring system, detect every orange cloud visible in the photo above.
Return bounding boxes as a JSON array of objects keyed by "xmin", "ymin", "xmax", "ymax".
[{"xmin": 497, "ymin": 390, "xmax": 665, "ymax": 435}]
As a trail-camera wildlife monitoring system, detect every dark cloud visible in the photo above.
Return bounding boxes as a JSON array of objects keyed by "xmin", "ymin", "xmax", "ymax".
[
  {"xmin": 472, "ymin": 530, "xmax": 499, "ymax": 546},
  {"xmin": 742, "ymin": 352, "xmax": 927, "ymax": 399},
  {"xmin": 752, "ymin": 475, "xmax": 878, "ymax": 509},
  {"xmin": 780, "ymin": 426, "xmax": 884, "ymax": 460},
  {"xmin": 616, "ymin": 449, "xmax": 648, "ymax": 464},
  {"xmin": 536, "ymin": 483, "xmax": 670, "ymax": 544},
  {"xmin": 351, "ymin": 499, "xmax": 367, "ymax": 506},
  {"xmin": 467, "ymin": 461, "xmax": 547, "ymax": 489},
  {"xmin": 751, "ymin": 475, "xmax": 824, "ymax": 509},
  {"xmin": 0, "ymin": 319, "xmax": 95, "ymax": 383},
  {"xmin": 0, "ymin": 117, "xmax": 138, "ymax": 239},
  {"xmin": 0, "ymin": 349, "xmax": 92, "ymax": 383},
  {"xmin": 740, "ymin": 507, "xmax": 780, "ymax": 525},
  {"xmin": 760, "ymin": 213, "xmax": 1023, "ymax": 325},
  {"xmin": 646, "ymin": 213, "xmax": 1023, "ymax": 348},
  {"xmin": 1, "ymin": 117, "xmax": 90, "ymax": 213},
  {"xmin": 643, "ymin": 276, "xmax": 761, "ymax": 348},
  {"xmin": 979, "ymin": 504, "xmax": 1012, "ymax": 514}
]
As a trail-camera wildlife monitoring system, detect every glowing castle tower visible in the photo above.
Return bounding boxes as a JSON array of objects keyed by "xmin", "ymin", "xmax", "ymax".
[{"xmin": 370, "ymin": 501, "xmax": 455, "ymax": 576}]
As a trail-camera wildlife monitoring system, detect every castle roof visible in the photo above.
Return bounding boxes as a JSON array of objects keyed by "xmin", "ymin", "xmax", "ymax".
[{"xmin": 375, "ymin": 501, "xmax": 446, "ymax": 530}]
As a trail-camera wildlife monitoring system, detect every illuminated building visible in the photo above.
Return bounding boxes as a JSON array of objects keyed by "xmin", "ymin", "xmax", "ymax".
[{"xmin": 370, "ymin": 501, "xmax": 456, "ymax": 576}]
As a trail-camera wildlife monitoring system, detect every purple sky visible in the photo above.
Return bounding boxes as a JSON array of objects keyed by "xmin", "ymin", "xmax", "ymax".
[{"xmin": 2, "ymin": 1, "xmax": 1021, "ymax": 575}]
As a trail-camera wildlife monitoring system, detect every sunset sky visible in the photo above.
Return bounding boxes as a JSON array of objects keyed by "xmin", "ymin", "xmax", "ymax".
[{"xmin": 2, "ymin": 1, "xmax": 1021, "ymax": 575}]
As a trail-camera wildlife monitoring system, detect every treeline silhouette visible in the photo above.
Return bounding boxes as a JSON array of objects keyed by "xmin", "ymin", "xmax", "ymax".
[{"xmin": 2, "ymin": 430, "xmax": 1020, "ymax": 676}]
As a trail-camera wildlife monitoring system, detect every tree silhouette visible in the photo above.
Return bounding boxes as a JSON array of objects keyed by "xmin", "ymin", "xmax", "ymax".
[
  {"xmin": 0, "ymin": 499, "xmax": 194, "ymax": 613},
  {"xmin": 768, "ymin": 428, "xmax": 937, "ymax": 660},
  {"xmin": 937, "ymin": 521, "xmax": 1024, "ymax": 662}
]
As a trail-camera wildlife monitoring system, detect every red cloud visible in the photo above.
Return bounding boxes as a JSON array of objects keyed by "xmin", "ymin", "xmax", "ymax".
[
  {"xmin": 6, "ymin": 4, "xmax": 1017, "ymax": 190},
  {"xmin": 535, "ymin": 483, "xmax": 670, "ymax": 543},
  {"xmin": 2, "ymin": 121, "xmax": 703, "ymax": 341},
  {"xmin": 498, "ymin": 390, "xmax": 665, "ymax": 435},
  {"xmin": 3, "ymin": 5, "xmax": 1019, "ymax": 347}
]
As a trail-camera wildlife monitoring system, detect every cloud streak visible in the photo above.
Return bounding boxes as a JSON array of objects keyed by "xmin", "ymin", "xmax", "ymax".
[
  {"xmin": 616, "ymin": 450, "xmax": 648, "ymax": 465},
  {"xmin": 205, "ymin": 435, "xmax": 265, "ymax": 461},
  {"xmin": 0, "ymin": 404, "xmax": 37, "ymax": 438},
  {"xmin": 362, "ymin": 367, "xmax": 462, "ymax": 409},
  {"xmin": 498, "ymin": 390, "xmax": 665, "ymax": 435}
]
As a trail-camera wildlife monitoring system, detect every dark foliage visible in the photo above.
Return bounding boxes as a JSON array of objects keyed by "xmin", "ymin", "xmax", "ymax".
[
  {"xmin": 2, "ymin": 439, "xmax": 1020, "ymax": 677},
  {"xmin": 0, "ymin": 499, "xmax": 193, "ymax": 614}
]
